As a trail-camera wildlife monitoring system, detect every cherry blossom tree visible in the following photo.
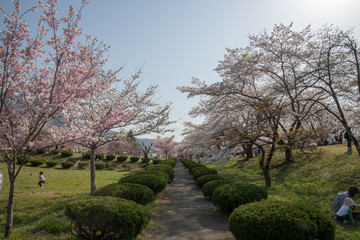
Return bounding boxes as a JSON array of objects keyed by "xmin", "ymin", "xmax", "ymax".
[
  {"xmin": 153, "ymin": 135, "xmax": 177, "ymax": 159},
  {"xmin": 0, "ymin": 1, "xmax": 108, "ymax": 237}
]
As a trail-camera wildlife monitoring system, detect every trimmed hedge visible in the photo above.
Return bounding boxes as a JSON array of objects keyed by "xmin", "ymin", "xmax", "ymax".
[
  {"xmin": 36, "ymin": 148, "xmax": 47, "ymax": 154},
  {"xmin": 61, "ymin": 162, "xmax": 74, "ymax": 169},
  {"xmin": 229, "ymin": 200, "xmax": 335, "ymax": 240},
  {"xmin": 189, "ymin": 166, "xmax": 209, "ymax": 175},
  {"xmin": 192, "ymin": 168, "xmax": 218, "ymax": 180},
  {"xmin": 212, "ymin": 182, "xmax": 267, "ymax": 215},
  {"xmin": 94, "ymin": 183, "xmax": 155, "ymax": 205},
  {"xmin": 106, "ymin": 154, "xmax": 116, "ymax": 161},
  {"xmin": 152, "ymin": 159, "xmax": 161, "ymax": 164},
  {"xmin": 60, "ymin": 150, "xmax": 73, "ymax": 157},
  {"xmin": 17, "ymin": 156, "xmax": 29, "ymax": 165},
  {"xmin": 158, "ymin": 159, "xmax": 176, "ymax": 168},
  {"xmin": 50, "ymin": 149, "xmax": 60, "ymax": 155},
  {"xmin": 117, "ymin": 155, "xmax": 128, "ymax": 162},
  {"xmin": 202, "ymin": 180, "xmax": 232, "ymax": 199},
  {"xmin": 119, "ymin": 173, "xmax": 167, "ymax": 194},
  {"xmin": 30, "ymin": 158, "xmax": 46, "ymax": 167},
  {"xmin": 78, "ymin": 162, "xmax": 88, "ymax": 169},
  {"xmin": 146, "ymin": 165, "xmax": 174, "ymax": 182},
  {"xmin": 95, "ymin": 153, "xmax": 104, "ymax": 160},
  {"xmin": 95, "ymin": 162, "xmax": 106, "ymax": 170},
  {"xmin": 195, "ymin": 174, "xmax": 224, "ymax": 188},
  {"xmin": 82, "ymin": 152, "xmax": 91, "ymax": 159},
  {"xmin": 65, "ymin": 196, "xmax": 150, "ymax": 240},
  {"xmin": 130, "ymin": 156, "xmax": 140, "ymax": 163},
  {"xmin": 46, "ymin": 160, "xmax": 59, "ymax": 168},
  {"xmin": 139, "ymin": 170, "xmax": 170, "ymax": 183}
]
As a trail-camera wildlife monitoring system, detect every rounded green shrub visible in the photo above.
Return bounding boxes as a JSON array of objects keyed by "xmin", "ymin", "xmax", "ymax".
[
  {"xmin": 146, "ymin": 165, "xmax": 174, "ymax": 181},
  {"xmin": 106, "ymin": 154, "xmax": 116, "ymax": 161},
  {"xmin": 212, "ymin": 182, "xmax": 267, "ymax": 215},
  {"xmin": 139, "ymin": 170, "xmax": 170, "ymax": 183},
  {"xmin": 192, "ymin": 168, "xmax": 218, "ymax": 180},
  {"xmin": 117, "ymin": 155, "xmax": 128, "ymax": 162},
  {"xmin": 46, "ymin": 160, "xmax": 59, "ymax": 168},
  {"xmin": 94, "ymin": 183, "xmax": 155, "ymax": 205},
  {"xmin": 78, "ymin": 162, "xmax": 88, "ymax": 169},
  {"xmin": 202, "ymin": 180, "xmax": 232, "ymax": 199},
  {"xmin": 119, "ymin": 173, "xmax": 167, "ymax": 194},
  {"xmin": 50, "ymin": 149, "xmax": 60, "ymax": 155},
  {"xmin": 130, "ymin": 156, "xmax": 140, "ymax": 163},
  {"xmin": 17, "ymin": 156, "xmax": 30, "ymax": 165},
  {"xmin": 60, "ymin": 150, "xmax": 73, "ymax": 157},
  {"xmin": 65, "ymin": 196, "xmax": 150, "ymax": 240},
  {"xmin": 229, "ymin": 200, "xmax": 335, "ymax": 240},
  {"xmin": 95, "ymin": 162, "xmax": 106, "ymax": 170},
  {"xmin": 30, "ymin": 158, "xmax": 46, "ymax": 167},
  {"xmin": 61, "ymin": 162, "xmax": 74, "ymax": 169},
  {"xmin": 159, "ymin": 159, "xmax": 176, "ymax": 168},
  {"xmin": 36, "ymin": 148, "xmax": 47, "ymax": 154},
  {"xmin": 189, "ymin": 166, "xmax": 209, "ymax": 175},
  {"xmin": 195, "ymin": 174, "xmax": 224, "ymax": 188},
  {"xmin": 152, "ymin": 159, "xmax": 161, "ymax": 164},
  {"xmin": 95, "ymin": 153, "xmax": 104, "ymax": 160},
  {"xmin": 82, "ymin": 152, "xmax": 91, "ymax": 159}
]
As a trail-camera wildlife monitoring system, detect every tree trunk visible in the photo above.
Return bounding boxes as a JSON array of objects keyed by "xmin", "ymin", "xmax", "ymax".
[
  {"xmin": 5, "ymin": 175, "xmax": 15, "ymax": 238},
  {"xmin": 284, "ymin": 147, "xmax": 294, "ymax": 164},
  {"xmin": 90, "ymin": 146, "xmax": 97, "ymax": 195},
  {"xmin": 244, "ymin": 143, "xmax": 254, "ymax": 158}
]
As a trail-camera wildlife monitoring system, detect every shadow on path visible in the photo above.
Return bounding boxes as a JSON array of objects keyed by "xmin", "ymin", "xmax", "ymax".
[{"xmin": 145, "ymin": 163, "xmax": 235, "ymax": 240}]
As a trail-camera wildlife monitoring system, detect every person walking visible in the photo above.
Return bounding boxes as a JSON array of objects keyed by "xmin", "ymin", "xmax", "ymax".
[{"xmin": 38, "ymin": 171, "xmax": 45, "ymax": 188}]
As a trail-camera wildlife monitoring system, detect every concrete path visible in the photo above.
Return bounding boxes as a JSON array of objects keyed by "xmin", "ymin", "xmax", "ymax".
[{"xmin": 145, "ymin": 163, "xmax": 235, "ymax": 240}]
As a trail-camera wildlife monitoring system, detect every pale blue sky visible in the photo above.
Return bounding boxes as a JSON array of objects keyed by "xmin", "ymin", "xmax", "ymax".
[{"xmin": 2, "ymin": 0, "xmax": 360, "ymax": 141}]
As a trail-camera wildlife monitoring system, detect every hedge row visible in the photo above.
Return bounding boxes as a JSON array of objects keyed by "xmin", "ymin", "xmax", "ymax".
[{"xmin": 182, "ymin": 159, "xmax": 335, "ymax": 240}]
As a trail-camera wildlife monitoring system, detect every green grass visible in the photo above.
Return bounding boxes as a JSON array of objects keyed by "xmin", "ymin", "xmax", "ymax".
[
  {"xmin": 207, "ymin": 144, "xmax": 360, "ymax": 240},
  {"xmin": 0, "ymin": 152, "xmax": 137, "ymax": 239}
]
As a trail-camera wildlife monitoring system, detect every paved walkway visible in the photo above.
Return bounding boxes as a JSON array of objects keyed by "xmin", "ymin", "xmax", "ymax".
[{"xmin": 145, "ymin": 163, "xmax": 235, "ymax": 240}]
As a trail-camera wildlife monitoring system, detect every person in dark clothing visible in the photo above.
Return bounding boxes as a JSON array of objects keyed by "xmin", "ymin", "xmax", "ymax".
[{"xmin": 344, "ymin": 131, "xmax": 352, "ymax": 149}]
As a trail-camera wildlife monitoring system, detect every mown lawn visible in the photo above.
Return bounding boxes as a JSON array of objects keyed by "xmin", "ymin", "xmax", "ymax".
[
  {"xmin": 0, "ymin": 153, "xmax": 134, "ymax": 239},
  {"xmin": 207, "ymin": 144, "xmax": 360, "ymax": 240}
]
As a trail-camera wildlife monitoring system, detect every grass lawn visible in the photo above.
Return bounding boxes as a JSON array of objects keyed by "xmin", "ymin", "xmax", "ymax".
[
  {"xmin": 207, "ymin": 144, "xmax": 360, "ymax": 240},
  {"xmin": 0, "ymin": 152, "xmax": 136, "ymax": 239}
]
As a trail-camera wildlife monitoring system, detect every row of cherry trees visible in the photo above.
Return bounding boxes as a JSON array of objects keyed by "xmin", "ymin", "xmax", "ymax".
[
  {"xmin": 0, "ymin": 1, "xmax": 172, "ymax": 237},
  {"xmin": 178, "ymin": 23, "xmax": 360, "ymax": 188}
]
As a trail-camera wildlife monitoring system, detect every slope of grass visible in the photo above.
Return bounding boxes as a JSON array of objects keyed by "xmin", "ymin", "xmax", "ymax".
[
  {"xmin": 207, "ymin": 144, "xmax": 360, "ymax": 240},
  {"xmin": 0, "ymin": 153, "xmax": 133, "ymax": 239}
]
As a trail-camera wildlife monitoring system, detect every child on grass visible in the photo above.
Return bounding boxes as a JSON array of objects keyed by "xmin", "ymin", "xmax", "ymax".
[
  {"xmin": 38, "ymin": 171, "xmax": 45, "ymax": 188},
  {"xmin": 336, "ymin": 197, "xmax": 356, "ymax": 224}
]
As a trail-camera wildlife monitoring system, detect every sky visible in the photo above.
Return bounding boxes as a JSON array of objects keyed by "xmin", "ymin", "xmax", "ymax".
[{"xmin": 1, "ymin": 0, "xmax": 360, "ymax": 142}]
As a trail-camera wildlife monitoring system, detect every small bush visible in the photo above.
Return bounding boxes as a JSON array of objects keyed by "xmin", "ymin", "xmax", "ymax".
[
  {"xmin": 65, "ymin": 197, "xmax": 151, "ymax": 240},
  {"xmin": 78, "ymin": 162, "xmax": 89, "ymax": 169},
  {"xmin": 202, "ymin": 180, "xmax": 232, "ymax": 199},
  {"xmin": 138, "ymin": 171, "xmax": 170, "ymax": 183},
  {"xmin": 146, "ymin": 165, "xmax": 175, "ymax": 182},
  {"xmin": 117, "ymin": 155, "xmax": 128, "ymax": 162},
  {"xmin": 189, "ymin": 166, "xmax": 209, "ymax": 175},
  {"xmin": 152, "ymin": 159, "xmax": 161, "ymax": 164},
  {"xmin": 192, "ymin": 168, "xmax": 218, "ymax": 180},
  {"xmin": 37, "ymin": 216, "xmax": 70, "ymax": 234},
  {"xmin": 106, "ymin": 154, "xmax": 116, "ymax": 161},
  {"xmin": 61, "ymin": 162, "xmax": 74, "ymax": 169},
  {"xmin": 46, "ymin": 160, "xmax": 59, "ymax": 168},
  {"xmin": 95, "ymin": 162, "xmax": 106, "ymax": 170},
  {"xmin": 17, "ymin": 156, "xmax": 29, "ymax": 165},
  {"xmin": 212, "ymin": 182, "xmax": 267, "ymax": 215},
  {"xmin": 94, "ymin": 183, "xmax": 155, "ymax": 205},
  {"xmin": 95, "ymin": 153, "xmax": 105, "ymax": 160},
  {"xmin": 82, "ymin": 152, "xmax": 91, "ymax": 159},
  {"xmin": 60, "ymin": 150, "xmax": 73, "ymax": 157},
  {"xmin": 36, "ymin": 148, "xmax": 47, "ymax": 154},
  {"xmin": 130, "ymin": 156, "xmax": 140, "ymax": 163},
  {"xmin": 119, "ymin": 173, "xmax": 167, "ymax": 194},
  {"xmin": 195, "ymin": 174, "xmax": 224, "ymax": 188},
  {"xmin": 229, "ymin": 200, "xmax": 335, "ymax": 240},
  {"xmin": 30, "ymin": 158, "xmax": 46, "ymax": 167},
  {"xmin": 50, "ymin": 149, "xmax": 60, "ymax": 155}
]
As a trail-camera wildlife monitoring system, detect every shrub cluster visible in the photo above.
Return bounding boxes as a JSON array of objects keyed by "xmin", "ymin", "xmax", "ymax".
[
  {"xmin": 212, "ymin": 182, "xmax": 267, "ymax": 215},
  {"xmin": 17, "ymin": 156, "xmax": 29, "ymax": 165},
  {"xmin": 229, "ymin": 200, "xmax": 335, "ymax": 240},
  {"xmin": 94, "ymin": 183, "xmax": 155, "ymax": 205},
  {"xmin": 192, "ymin": 168, "xmax": 218, "ymax": 180},
  {"xmin": 30, "ymin": 158, "xmax": 46, "ymax": 167},
  {"xmin": 36, "ymin": 148, "xmax": 47, "ymax": 154},
  {"xmin": 106, "ymin": 154, "xmax": 116, "ymax": 161},
  {"xmin": 50, "ymin": 149, "xmax": 60, "ymax": 155},
  {"xmin": 60, "ymin": 150, "xmax": 73, "ymax": 157},
  {"xmin": 65, "ymin": 197, "xmax": 150, "ymax": 240},
  {"xmin": 117, "ymin": 155, "xmax": 128, "ymax": 162},
  {"xmin": 195, "ymin": 174, "xmax": 224, "ymax": 188},
  {"xmin": 95, "ymin": 153, "xmax": 104, "ymax": 160},
  {"xmin": 46, "ymin": 160, "xmax": 59, "ymax": 168},
  {"xmin": 202, "ymin": 180, "xmax": 232, "ymax": 199},
  {"xmin": 146, "ymin": 165, "xmax": 175, "ymax": 182},
  {"xmin": 82, "ymin": 152, "xmax": 91, "ymax": 159},
  {"xmin": 95, "ymin": 162, "xmax": 106, "ymax": 170},
  {"xmin": 61, "ymin": 162, "xmax": 74, "ymax": 169},
  {"xmin": 119, "ymin": 172, "xmax": 168, "ymax": 194},
  {"xmin": 78, "ymin": 162, "xmax": 88, "ymax": 169}
]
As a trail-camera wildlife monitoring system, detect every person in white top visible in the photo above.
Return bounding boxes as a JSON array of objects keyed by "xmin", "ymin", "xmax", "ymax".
[{"xmin": 38, "ymin": 171, "xmax": 45, "ymax": 188}]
